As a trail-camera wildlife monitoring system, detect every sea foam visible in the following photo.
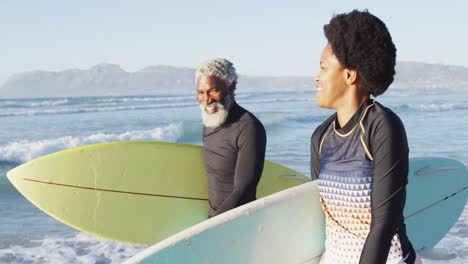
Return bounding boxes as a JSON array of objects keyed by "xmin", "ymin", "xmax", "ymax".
[
  {"xmin": 0, "ymin": 102, "xmax": 196, "ymax": 117},
  {"xmin": 0, "ymin": 123, "xmax": 182, "ymax": 164},
  {"xmin": 0, "ymin": 232, "xmax": 144, "ymax": 264}
]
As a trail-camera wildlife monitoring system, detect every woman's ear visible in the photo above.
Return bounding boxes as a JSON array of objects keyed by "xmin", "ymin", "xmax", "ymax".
[{"xmin": 344, "ymin": 68, "xmax": 358, "ymax": 85}]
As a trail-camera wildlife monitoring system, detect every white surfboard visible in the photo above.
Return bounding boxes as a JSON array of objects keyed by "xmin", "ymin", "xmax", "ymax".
[{"xmin": 124, "ymin": 157, "xmax": 467, "ymax": 264}]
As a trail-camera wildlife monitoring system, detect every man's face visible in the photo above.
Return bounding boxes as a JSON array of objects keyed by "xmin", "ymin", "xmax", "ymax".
[
  {"xmin": 196, "ymin": 75, "xmax": 232, "ymax": 127},
  {"xmin": 315, "ymin": 44, "xmax": 348, "ymax": 110}
]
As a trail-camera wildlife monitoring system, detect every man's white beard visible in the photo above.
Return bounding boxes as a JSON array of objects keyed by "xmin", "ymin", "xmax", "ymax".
[{"xmin": 200, "ymin": 95, "xmax": 232, "ymax": 128}]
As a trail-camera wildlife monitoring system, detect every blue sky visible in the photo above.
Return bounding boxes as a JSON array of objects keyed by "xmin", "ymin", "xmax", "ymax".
[{"xmin": 0, "ymin": 0, "xmax": 466, "ymax": 85}]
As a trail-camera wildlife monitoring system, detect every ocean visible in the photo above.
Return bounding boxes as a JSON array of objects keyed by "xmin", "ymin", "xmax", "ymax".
[{"xmin": 0, "ymin": 88, "xmax": 467, "ymax": 263}]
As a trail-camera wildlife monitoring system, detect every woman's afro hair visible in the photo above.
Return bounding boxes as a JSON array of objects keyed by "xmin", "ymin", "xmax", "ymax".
[{"xmin": 324, "ymin": 10, "xmax": 396, "ymax": 96}]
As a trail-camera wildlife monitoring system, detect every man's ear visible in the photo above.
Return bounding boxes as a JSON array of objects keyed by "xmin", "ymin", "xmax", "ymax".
[
  {"xmin": 228, "ymin": 83, "xmax": 236, "ymax": 95},
  {"xmin": 344, "ymin": 69, "xmax": 358, "ymax": 85}
]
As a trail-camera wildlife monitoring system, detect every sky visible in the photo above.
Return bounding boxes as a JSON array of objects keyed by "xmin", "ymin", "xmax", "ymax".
[{"xmin": 0, "ymin": 0, "xmax": 467, "ymax": 86}]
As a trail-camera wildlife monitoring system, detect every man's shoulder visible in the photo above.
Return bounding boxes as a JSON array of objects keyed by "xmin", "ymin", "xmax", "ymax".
[{"xmin": 235, "ymin": 104, "xmax": 265, "ymax": 130}]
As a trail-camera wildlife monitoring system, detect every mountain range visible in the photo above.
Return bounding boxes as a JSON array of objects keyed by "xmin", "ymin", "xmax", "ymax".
[{"xmin": 1, "ymin": 62, "xmax": 467, "ymax": 98}]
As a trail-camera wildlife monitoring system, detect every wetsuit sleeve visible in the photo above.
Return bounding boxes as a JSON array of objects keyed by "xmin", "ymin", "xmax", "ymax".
[
  {"xmin": 310, "ymin": 129, "xmax": 322, "ymax": 181},
  {"xmin": 359, "ymin": 112, "xmax": 409, "ymax": 264},
  {"xmin": 310, "ymin": 115, "xmax": 335, "ymax": 180},
  {"xmin": 213, "ymin": 122, "xmax": 266, "ymax": 216}
]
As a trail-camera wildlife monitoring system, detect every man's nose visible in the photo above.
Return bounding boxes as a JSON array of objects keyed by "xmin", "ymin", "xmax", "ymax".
[{"xmin": 200, "ymin": 93, "xmax": 212, "ymax": 105}]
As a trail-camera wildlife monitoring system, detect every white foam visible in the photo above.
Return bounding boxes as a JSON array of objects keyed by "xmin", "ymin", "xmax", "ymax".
[
  {"xmin": 261, "ymin": 113, "xmax": 287, "ymax": 126},
  {"xmin": 0, "ymin": 123, "xmax": 182, "ymax": 164},
  {"xmin": 95, "ymin": 95, "xmax": 194, "ymax": 103},
  {"xmin": 0, "ymin": 99, "xmax": 70, "ymax": 109},
  {"xmin": 30, "ymin": 99, "xmax": 69, "ymax": 107},
  {"xmin": 414, "ymin": 102, "xmax": 468, "ymax": 112},
  {"xmin": 0, "ymin": 100, "xmax": 20, "ymax": 107},
  {"xmin": 0, "ymin": 232, "xmax": 144, "ymax": 264},
  {"xmin": 423, "ymin": 205, "xmax": 468, "ymax": 263},
  {"xmin": 0, "ymin": 102, "xmax": 196, "ymax": 117},
  {"xmin": 239, "ymin": 97, "xmax": 312, "ymax": 105}
]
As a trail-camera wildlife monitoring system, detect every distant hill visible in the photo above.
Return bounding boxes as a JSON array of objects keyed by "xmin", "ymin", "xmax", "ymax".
[
  {"xmin": 1, "ymin": 62, "xmax": 467, "ymax": 98},
  {"xmin": 392, "ymin": 61, "xmax": 468, "ymax": 89},
  {"xmin": 0, "ymin": 64, "xmax": 196, "ymax": 98}
]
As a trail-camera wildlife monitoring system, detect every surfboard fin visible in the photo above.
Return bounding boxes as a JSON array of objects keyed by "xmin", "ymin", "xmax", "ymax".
[{"xmin": 417, "ymin": 247, "xmax": 457, "ymax": 260}]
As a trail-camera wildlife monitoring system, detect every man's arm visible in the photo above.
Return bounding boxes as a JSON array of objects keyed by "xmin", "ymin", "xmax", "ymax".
[
  {"xmin": 213, "ymin": 122, "xmax": 266, "ymax": 216},
  {"xmin": 359, "ymin": 112, "xmax": 409, "ymax": 264}
]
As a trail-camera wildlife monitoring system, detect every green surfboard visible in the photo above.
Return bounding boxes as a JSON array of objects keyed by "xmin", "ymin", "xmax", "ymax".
[{"xmin": 6, "ymin": 141, "xmax": 308, "ymax": 246}]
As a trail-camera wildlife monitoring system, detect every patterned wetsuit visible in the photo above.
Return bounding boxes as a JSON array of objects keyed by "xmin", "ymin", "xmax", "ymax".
[
  {"xmin": 203, "ymin": 102, "xmax": 266, "ymax": 217},
  {"xmin": 311, "ymin": 99, "xmax": 416, "ymax": 264}
]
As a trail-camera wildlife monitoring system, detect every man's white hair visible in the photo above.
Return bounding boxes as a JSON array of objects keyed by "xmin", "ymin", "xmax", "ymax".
[{"xmin": 195, "ymin": 58, "xmax": 238, "ymax": 88}]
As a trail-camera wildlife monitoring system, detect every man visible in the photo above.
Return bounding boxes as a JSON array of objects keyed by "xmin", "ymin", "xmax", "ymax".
[
  {"xmin": 310, "ymin": 10, "xmax": 420, "ymax": 263},
  {"xmin": 195, "ymin": 58, "xmax": 266, "ymax": 218}
]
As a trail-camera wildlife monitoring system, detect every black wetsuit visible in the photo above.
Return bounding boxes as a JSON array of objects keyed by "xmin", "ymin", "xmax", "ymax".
[
  {"xmin": 203, "ymin": 102, "xmax": 266, "ymax": 217},
  {"xmin": 310, "ymin": 99, "xmax": 416, "ymax": 264}
]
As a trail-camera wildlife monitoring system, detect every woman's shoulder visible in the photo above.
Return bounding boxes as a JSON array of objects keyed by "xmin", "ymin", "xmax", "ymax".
[
  {"xmin": 366, "ymin": 101, "xmax": 405, "ymax": 129},
  {"xmin": 311, "ymin": 113, "xmax": 336, "ymax": 147}
]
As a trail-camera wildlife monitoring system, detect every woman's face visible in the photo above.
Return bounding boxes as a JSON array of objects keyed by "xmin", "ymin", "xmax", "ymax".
[{"xmin": 315, "ymin": 44, "xmax": 348, "ymax": 110}]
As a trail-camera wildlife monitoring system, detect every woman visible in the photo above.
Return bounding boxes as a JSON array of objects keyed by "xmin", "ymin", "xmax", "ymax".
[{"xmin": 310, "ymin": 10, "xmax": 421, "ymax": 264}]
